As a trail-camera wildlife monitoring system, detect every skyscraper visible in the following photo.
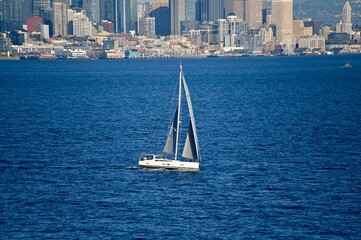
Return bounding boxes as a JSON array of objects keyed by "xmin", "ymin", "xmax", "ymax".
[
  {"xmin": 271, "ymin": 0, "xmax": 293, "ymax": 42},
  {"xmin": 225, "ymin": 0, "xmax": 245, "ymax": 20},
  {"xmin": 115, "ymin": 0, "xmax": 137, "ymax": 33},
  {"xmin": 225, "ymin": 0, "xmax": 263, "ymax": 29},
  {"xmin": 0, "ymin": 0, "xmax": 24, "ymax": 31},
  {"xmin": 152, "ymin": 0, "xmax": 168, "ymax": 11},
  {"xmin": 198, "ymin": 0, "xmax": 224, "ymax": 22},
  {"xmin": 72, "ymin": 10, "xmax": 93, "ymax": 36},
  {"xmin": 139, "ymin": 17, "xmax": 156, "ymax": 38},
  {"xmin": 83, "ymin": 0, "xmax": 100, "ymax": 23},
  {"xmin": 245, "ymin": 0, "xmax": 263, "ymax": 29},
  {"xmin": 342, "ymin": 0, "xmax": 352, "ymax": 34},
  {"xmin": 150, "ymin": 1, "xmax": 170, "ymax": 36},
  {"xmin": 185, "ymin": 0, "xmax": 196, "ymax": 21},
  {"xmin": 169, "ymin": 0, "xmax": 185, "ymax": 35},
  {"xmin": 100, "ymin": 0, "xmax": 114, "ymax": 31},
  {"xmin": 33, "ymin": 0, "xmax": 51, "ymax": 17},
  {"xmin": 53, "ymin": 2, "xmax": 68, "ymax": 36}
]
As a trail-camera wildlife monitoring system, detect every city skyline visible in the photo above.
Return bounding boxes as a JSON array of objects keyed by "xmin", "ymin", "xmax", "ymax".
[{"xmin": 0, "ymin": 0, "xmax": 360, "ymax": 60}]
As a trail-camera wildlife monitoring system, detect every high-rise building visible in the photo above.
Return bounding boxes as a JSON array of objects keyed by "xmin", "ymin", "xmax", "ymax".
[
  {"xmin": 100, "ymin": 0, "xmax": 114, "ymax": 25},
  {"xmin": 225, "ymin": 0, "xmax": 263, "ymax": 29},
  {"xmin": 271, "ymin": 0, "xmax": 293, "ymax": 42},
  {"xmin": 293, "ymin": 20, "xmax": 312, "ymax": 41},
  {"xmin": 115, "ymin": 0, "xmax": 137, "ymax": 33},
  {"xmin": 245, "ymin": 0, "xmax": 263, "ymax": 29},
  {"xmin": 73, "ymin": 10, "xmax": 93, "ymax": 36},
  {"xmin": 261, "ymin": 0, "xmax": 266, "ymax": 25},
  {"xmin": 33, "ymin": 0, "xmax": 51, "ymax": 17},
  {"xmin": 139, "ymin": 17, "xmax": 156, "ymax": 38},
  {"xmin": 170, "ymin": 0, "xmax": 185, "ymax": 35},
  {"xmin": 150, "ymin": 3, "xmax": 170, "ymax": 36},
  {"xmin": 185, "ymin": 0, "xmax": 196, "ymax": 21},
  {"xmin": 137, "ymin": 2, "xmax": 152, "ymax": 33},
  {"xmin": 53, "ymin": 2, "xmax": 68, "ymax": 36},
  {"xmin": 225, "ymin": 0, "xmax": 245, "ymax": 20},
  {"xmin": 83, "ymin": 0, "xmax": 100, "ymax": 23},
  {"xmin": 152, "ymin": 0, "xmax": 168, "ymax": 11},
  {"xmin": 342, "ymin": 0, "xmax": 352, "ymax": 34},
  {"xmin": 198, "ymin": 0, "xmax": 224, "ymax": 22},
  {"xmin": 0, "ymin": 0, "xmax": 24, "ymax": 32}
]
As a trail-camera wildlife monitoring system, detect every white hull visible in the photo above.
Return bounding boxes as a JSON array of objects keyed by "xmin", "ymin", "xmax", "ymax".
[{"xmin": 139, "ymin": 157, "xmax": 199, "ymax": 171}]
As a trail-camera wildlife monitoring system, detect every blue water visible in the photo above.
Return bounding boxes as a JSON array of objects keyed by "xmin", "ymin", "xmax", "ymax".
[{"xmin": 1, "ymin": 55, "xmax": 361, "ymax": 239}]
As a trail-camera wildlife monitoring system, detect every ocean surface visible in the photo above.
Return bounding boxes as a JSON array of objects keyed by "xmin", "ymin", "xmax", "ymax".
[{"xmin": 1, "ymin": 55, "xmax": 361, "ymax": 239}]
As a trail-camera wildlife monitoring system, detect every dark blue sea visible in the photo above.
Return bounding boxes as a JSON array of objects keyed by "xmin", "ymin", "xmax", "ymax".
[{"xmin": 1, "ymin": 55, "xmax": 361, "ymax": 239}]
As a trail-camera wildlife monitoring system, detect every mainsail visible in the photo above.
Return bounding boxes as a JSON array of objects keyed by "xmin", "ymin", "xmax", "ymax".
[{"xmin": 181, "ymin": 76, "xmax": 200, "ymax": 161}]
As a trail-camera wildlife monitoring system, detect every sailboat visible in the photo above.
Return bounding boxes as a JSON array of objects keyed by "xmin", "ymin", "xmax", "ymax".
[{"xmin": 139, "ymin": 65, "xmax": 201, "ymax": 171}]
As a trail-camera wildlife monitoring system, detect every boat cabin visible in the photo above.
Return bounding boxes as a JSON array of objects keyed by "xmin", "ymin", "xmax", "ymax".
[{"xmin": 139, "ymin": 154, "xmax": 170, "ymax": 162}]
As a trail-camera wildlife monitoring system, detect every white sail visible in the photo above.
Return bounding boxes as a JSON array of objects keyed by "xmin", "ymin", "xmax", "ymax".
[
  {"xmin": 181, "ymin": 75, "xmax": 200, "ymax": 161},
  {"xmin": 163, "ymin": 107, "xmax": 178, "ymax": 154}
]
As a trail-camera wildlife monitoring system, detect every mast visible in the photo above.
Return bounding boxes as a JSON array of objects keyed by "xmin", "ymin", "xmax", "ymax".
[{"xmin": 174, "ymin": 65, "xmax": 182, "ymax": 160}]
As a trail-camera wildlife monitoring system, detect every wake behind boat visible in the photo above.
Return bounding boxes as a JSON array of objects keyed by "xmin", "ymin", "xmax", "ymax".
[{"xmin": 139, "ymin": 65, "xmax": 201, "ymax": 171}]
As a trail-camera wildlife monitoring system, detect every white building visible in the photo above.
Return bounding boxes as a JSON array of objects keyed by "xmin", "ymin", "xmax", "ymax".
[
  {"xmin": 73, "ymin": 10, "xmax": 93, "ymax": 37},
  {"xmin": 299, "ymin": 36, "xmax": 325, "ymax": 50},
  {"xmin": 38, "ymin": 24, "xmax": 49, "ymax": 41},
  {"xmin": 259, "ymin": 26, "xmax": 273, "ymax": 44}
]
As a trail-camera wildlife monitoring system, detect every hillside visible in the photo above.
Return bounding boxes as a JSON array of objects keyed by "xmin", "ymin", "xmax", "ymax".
[{"xmin": 294, "ymin": 0, "xmax": 361, "ymax": 26}]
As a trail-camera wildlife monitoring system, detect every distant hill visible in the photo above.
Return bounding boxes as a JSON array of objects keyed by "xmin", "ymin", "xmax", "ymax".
[
  {"xmin": 294, "ymin": 0, "xmax": 361, "ymax": 26},
  {"xmin": 267, "ymin": 0, "xmax": 361, "ymax": 27}
]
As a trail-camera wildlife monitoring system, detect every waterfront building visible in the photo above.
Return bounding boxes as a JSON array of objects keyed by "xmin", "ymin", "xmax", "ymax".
[
  {"xmin": 271, "ymin": 0, "xmax": 293, "ymax": 42},
  {"xmin": 83, "ymin": 0, "xmax": 100, "ymax": 23},
  {"xmin": 342, "ymin": 0, "xmax": 352, "ymax": 34},
  {"xmin": 73, "ymin": 10, "xmax": 93, "ymax": 37},
  {"xmin": 299, "ymin": 36, "xmax": 325, "ymax": 50},
  {"xmin": 9, "ymin": 31, "xmax": 26, "ymax": 45},
  {"xmin": 170, "ymin": 0, "xmax": 185, "ymax": 35},
  {"xmin": 139, "ymin": 17, "xmax": 156, "ymax": 38},
  {"xmin": 53, "ymin": 2, "xmax": 68, "ymax": 36}
]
